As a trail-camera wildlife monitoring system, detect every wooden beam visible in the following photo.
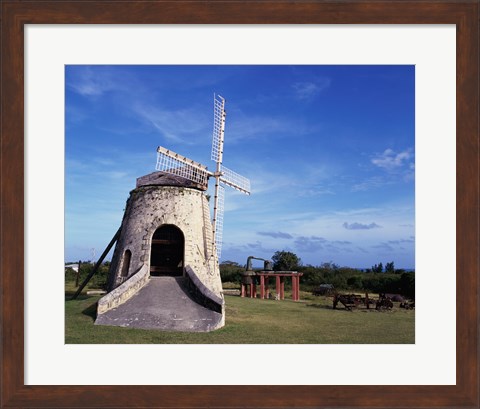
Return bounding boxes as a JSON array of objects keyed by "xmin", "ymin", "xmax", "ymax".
[{"xmin": 71, "ymin": 227, "xmax": 121, "ymax": 300}]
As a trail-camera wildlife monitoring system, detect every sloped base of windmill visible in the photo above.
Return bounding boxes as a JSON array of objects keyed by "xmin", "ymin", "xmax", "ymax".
[{"xmin": 95, "ymin": 276, "xmax": 224, "ymax": 332}]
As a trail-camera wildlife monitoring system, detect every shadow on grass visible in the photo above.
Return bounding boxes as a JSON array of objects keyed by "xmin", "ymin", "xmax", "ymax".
[
  {"xmin": 65, "ymin": 293, "xmax": 91, "ymax": 301},
  {"xmin": 305, "ymin": 303, "xmax": 333, "ymax": 310},
  {"xmin": 81, "ymin": 301, "xmax": 98, "ymax": 321},
  {"xmin": 65, "ymin": 292, "xmax": 98, "ymax": 321},
  {"xmin": 305, "ymin": 303, "xmax": 363, "ymax": 312},
  {"xmin": 305, "ymin": 303, "xmax": 388, "ymax": 314}
]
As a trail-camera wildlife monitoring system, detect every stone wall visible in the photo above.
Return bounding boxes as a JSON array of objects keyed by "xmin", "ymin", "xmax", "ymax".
[
  {"xmin": 185, "ymin": 265, "xmax": 224, "ymax": 314},
  {"xmin": 97, "ymin": 264, "xmax": 149, "ymax": 315},
  {"xmin": 106, "ymin": 183, "xmax": 224, "ymax": 304}
]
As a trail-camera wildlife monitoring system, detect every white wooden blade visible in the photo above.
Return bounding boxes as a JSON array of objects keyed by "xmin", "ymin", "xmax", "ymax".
[
  {"xmin": 214, "ymin": 184, "xmax": 225, "ymax": 259},
  {"xmin": 211, "ymin": 94, "xmax": 225, "ymax": 163},
  {"xmin": 156, "ymin": 146, "xmax": 210, "ymax": 187},
  {"xmin": 220, "ymin": 165, "xmax": 251, "ymax": 195}
]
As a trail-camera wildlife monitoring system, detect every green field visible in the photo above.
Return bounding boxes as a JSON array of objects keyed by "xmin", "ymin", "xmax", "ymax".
[{"xmin": 65, "ymin": 290, "xmax": 414, "ymax": 344}]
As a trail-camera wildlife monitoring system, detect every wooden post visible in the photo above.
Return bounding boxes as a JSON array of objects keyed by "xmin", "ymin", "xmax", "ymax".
[
  {"xmin": 241, "ymin": 283, "xmax": 245, "ymax": 297},
  {"xmin": 75, "ymin": 260, "xmax": 81, "ymax": 287},
  {"xmin": 265, "ymin": 276, "xmax": 269, "ymax": 299},
  {"xmin": 260, "ymin": 275, "xmax": 265, "ymax": 299},
  {"xmin": 276, "ymin": 275, "xmax": 281, "ymax": 299},
  {"xmin": 366, "ymin": 292, "xmax": 369, "ymax": 309},
  {"xmin": 292, "ymin": 275, "xmax": 297, "ymax": 301},
  {"xmin": 291, "ymin": 275, "xmax": 300, "ymax": 301},
  {"xmin": 296, "ymin": 275, "xmax": 300, "ymax": 301},
  {"xmin": 280, "ymin": 277, "xmax": 285, "ymax": 300}
]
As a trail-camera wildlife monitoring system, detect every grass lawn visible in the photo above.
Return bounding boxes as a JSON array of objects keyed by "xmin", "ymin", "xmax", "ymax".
[{"xmin": 65, "ymin": 290, "xmax": 414, "ymax": 344}]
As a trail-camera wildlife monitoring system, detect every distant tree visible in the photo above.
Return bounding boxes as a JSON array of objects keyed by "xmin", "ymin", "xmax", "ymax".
[
  {"xmin": 298, "ymin": 264, "xmax": 325, "ymax": 286},
  {"xmin": 221, "ymin": 260, "xmax": 241, "ymax": 267},
  {"xmin": 272, "ymin": 251, "xmax": 301, "ymax": 271},
  {"xmin": 347, "ymin": 275, "xmax": 363, "ymax": 290},
  {"xmin": 371, "ymin": 263, "xmax": 383, "ymax": 273},
  {"xmin": 219, "ymin": 262, "xmax": 244, "ymax": 283},
  {"xmin": 399, "ymin": 272, "xmax": 415, "ymax": 298},
  {"xmin": 319, "ymin": 261, "xmax": 339, "ymax": 271},
  {"xmin": 385, "ymin": 261, "xmax": 395, "ymax": 273}
]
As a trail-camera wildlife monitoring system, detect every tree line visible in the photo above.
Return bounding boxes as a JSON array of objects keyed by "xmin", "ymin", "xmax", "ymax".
[
  {"xmin": 66, "ymin": 250, "xmax": 415, "ymax": 299},
  {"xmin": 65, "ymin": 261, "xmax": 110, "ymax": 289}
]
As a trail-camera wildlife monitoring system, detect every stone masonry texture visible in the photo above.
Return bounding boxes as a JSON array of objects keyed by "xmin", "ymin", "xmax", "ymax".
[{"xmin": 100, "ymin": 174, "xmax": 225, "ymax": 329}]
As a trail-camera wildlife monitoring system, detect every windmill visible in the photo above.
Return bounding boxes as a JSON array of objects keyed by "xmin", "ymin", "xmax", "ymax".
[{"xmin": 155, "ymin": 94, "xmax": 251, "ymax": 259}]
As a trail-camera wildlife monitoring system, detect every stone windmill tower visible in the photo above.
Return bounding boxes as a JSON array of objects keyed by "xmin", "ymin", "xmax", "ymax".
[{"xmin": 95, "ymin": 95, "xmax": 250, "ymax": 332}]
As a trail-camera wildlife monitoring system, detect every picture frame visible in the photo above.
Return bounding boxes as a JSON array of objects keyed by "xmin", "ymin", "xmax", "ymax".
[{"xmin": 1, "ymin": 1, "xmax": 478, "ymax": 408}]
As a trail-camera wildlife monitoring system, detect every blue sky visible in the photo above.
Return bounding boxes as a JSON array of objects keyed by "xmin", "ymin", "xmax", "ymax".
[{"xmin": 65, "ymin": 65, "xmax": 415, "ymax": 269}]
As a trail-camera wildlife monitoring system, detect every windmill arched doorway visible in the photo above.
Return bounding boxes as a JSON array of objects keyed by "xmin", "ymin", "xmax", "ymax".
[{"xmin": 150, "ymin": 225, "xmax": 184, "ymax": 277}]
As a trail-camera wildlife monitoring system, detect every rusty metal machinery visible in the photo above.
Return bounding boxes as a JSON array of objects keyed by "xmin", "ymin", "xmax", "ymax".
[
  {"xmin": 241, "ymin": 256, "xmax": 273, "ymax": 285},
  {"xmin": 246, "ymin": 256, "xmax": 273, "ymax": 272}
]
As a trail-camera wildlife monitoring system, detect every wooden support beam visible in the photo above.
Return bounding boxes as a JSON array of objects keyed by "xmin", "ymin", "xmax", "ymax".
[
  {"xmin": 291, "ymin": 275, "xmax": 297, "ymax": 301},
  {"xmin": 71, "ymin": 227, "xmax": 121, "ymax": 300},
  {"xmin": 75, "ymin": 260, "xmax": 81, "ymax": 287},
  {"xmin": 295, "ymin": 276, "xmax": 300, "ymax": 301}
]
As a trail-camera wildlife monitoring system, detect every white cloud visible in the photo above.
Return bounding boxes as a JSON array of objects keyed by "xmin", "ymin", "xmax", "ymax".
[
  {"xmin": 247, "ymin": 169, "xmax": 296, "ymax": 195},
  {"xmin": 351, "ymin": 148, "xmax": 415, "ymax": 191},
  {"xmin": 226, "ymin": 112, "xmax": 319, "ymax": 144},
  {"xmin": 67, "ymin": 67, "xmax": 118, "ymax": 96},
  {"xmin": 292, "ymin": 78, "xmax": 331, "ymax": 101},
  {"xmin": 351, "ymin": 176, "xmax": 390, "ymax": 192},
  {"xmin": 133, "ymin": 103, "xmax": 209, "ymax": 144},
  {"xmin": 371, "ymin": 148, "xmax": 414, "ymax": 171}
]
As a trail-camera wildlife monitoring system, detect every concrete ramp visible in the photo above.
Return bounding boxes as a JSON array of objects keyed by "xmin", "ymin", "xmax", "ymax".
[{"xmin": 95, "ymin": 276, "xmax": 223, "ymax": 332}]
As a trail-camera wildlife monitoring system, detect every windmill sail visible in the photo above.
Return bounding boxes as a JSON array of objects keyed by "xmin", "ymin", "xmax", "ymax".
[
  {"xmin": 220, "ymin": 164, "xmax": 251, "ymax": 195},
  {"xmin": 213, "ymin": 184, "xmax": 225, "ymax": 258},
  {"xmin": 154, "ymin": 94, "xmax": 250, "ymax": 261},
  {"xmin": 210, "ymin": 94, "xmax": 250, "ymax": 260},
  {"xmin": 156, "ymin": 146, "xmax": 210, "ymax": 187},
  {"xmin": 211, "ymin": 94, "xmax": 225, "ymax": 163}
]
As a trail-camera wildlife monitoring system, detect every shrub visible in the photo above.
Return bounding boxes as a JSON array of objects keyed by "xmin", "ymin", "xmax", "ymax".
[{"xmin": 219, "ymin": 262, "xmax": 244, "ymax": 283}]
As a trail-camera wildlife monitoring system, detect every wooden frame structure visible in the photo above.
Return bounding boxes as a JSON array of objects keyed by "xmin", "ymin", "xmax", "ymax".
[{"xmin": 241, "ymin": 272, "xmax": 304, "ymax": 301}]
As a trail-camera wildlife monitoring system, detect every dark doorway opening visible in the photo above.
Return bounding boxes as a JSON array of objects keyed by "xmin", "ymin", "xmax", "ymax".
[
  {"xmin": 150, "ymin": 225, "xmax": 184, "ymax": 276},
  {"xmin": 120, "ymin": 249, "xmax": 132, "ymax": 277}
]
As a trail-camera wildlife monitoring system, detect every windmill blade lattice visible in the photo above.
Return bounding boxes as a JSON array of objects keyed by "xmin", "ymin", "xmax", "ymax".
[
  {"xmin": 210, "ymin": 94, "xmax": 250, "ymax": 260},
  {"xmin": 220, "ymin": 165, "xmax": 251, "ymax": 195},
  {"xmin": 213, "ymin": 185, "xmax": 225, "ymax": 258},
  {"xmin": 156, "ymin": 146, "xmax": 209, "ymax": 187},
  {"xmin": 211, "ymin": 95, "xmax": 225, "ymax": 163}
]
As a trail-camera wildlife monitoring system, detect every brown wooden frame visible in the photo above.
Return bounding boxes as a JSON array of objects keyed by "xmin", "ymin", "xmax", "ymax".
[{"xmin": 1, "ymin": 1, "xmax": 478, "ymax": 408}]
